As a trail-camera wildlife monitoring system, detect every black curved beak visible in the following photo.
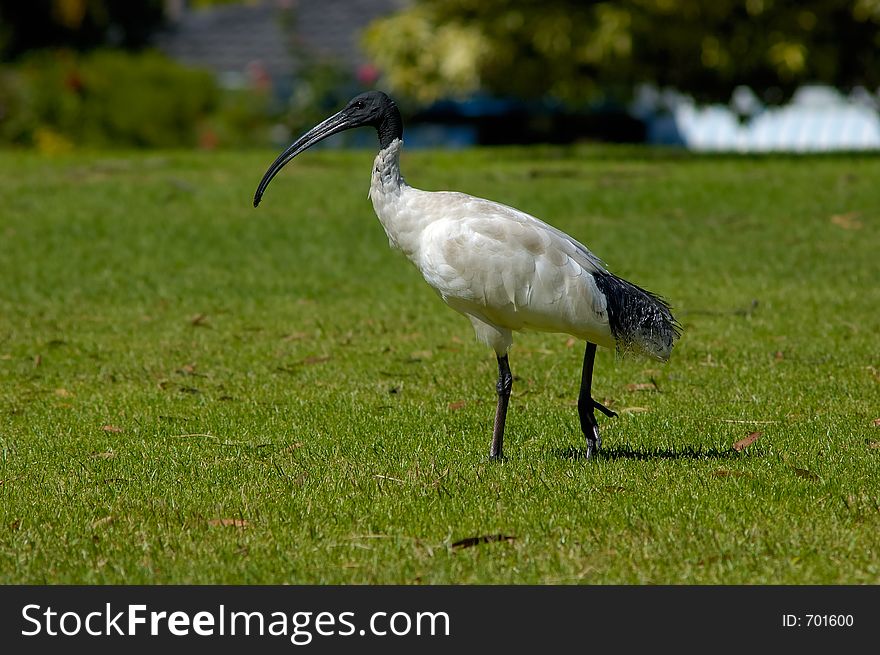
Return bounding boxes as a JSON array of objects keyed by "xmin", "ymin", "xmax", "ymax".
[{"xmin": 253, "ymin": 109, "xmax": 354, "ymax": 207}]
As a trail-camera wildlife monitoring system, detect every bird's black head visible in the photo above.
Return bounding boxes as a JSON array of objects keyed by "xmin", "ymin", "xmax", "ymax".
[
  {"xmin": 253, "ymin": 91, "xmax": 402, "ymax": 207},
  {"xmin": 342, "ymin": 91, "xmax": 394, "ymax": 128}
]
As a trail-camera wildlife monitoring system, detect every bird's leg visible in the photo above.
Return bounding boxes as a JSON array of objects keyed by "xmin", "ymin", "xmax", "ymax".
[
  {"xmin": 578, "ymin": 342, "xmax": 617, "ymax": 459},
  {"xmin": 490, "ymin": 354, "xmax": 513, "ymax": 460}
]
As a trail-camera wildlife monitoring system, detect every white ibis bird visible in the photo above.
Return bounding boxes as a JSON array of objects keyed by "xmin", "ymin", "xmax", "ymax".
[{"xmin": 254, "ymin": 91, "xmax": 680, "ymax": 459}]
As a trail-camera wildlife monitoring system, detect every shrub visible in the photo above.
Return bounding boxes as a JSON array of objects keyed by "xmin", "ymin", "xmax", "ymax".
[{"xmin": 0, "ymin": 49, "xmax": 219, "ymax": 148}]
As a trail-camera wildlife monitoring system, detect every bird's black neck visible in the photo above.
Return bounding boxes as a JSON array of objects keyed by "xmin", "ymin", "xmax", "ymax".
[{"xmin": 377, "ymin": 103, "xmax": 403, "ymax": 150}]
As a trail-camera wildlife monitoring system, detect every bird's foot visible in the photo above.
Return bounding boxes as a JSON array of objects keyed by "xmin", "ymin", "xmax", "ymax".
[
  {"xmin": 578, "ymin": 396, "xmax": 615, "ymax": 459},
  {"xmin": 583, "ymin": 397, "xmax": 615, "ymax": 459},
  {"xmin": 489, "ymin": 438, "xmax": 504, "ymax": 461},
  {"xmin": 592, "ymin": 398, "xmax": 618, "ymax": 419},
  {"xmin": 584, "ymin": 422, "xmax": 602, "ymax": 460}
]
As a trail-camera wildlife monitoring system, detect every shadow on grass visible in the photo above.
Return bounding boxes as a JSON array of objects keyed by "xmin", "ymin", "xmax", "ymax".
[{"xmin": 555, "ymin": 444, "xmax": 741, "ymax": 461}]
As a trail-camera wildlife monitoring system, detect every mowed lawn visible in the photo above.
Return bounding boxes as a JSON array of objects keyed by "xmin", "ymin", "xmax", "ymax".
[{"xmin": 0, "ymin": 145, "xmax": 878, "ymax": 584}]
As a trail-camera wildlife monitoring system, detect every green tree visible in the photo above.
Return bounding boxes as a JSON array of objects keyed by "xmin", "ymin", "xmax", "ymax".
[{"xmin": 363, "ymin": 0, "xmax": 880, "ymax": 105}]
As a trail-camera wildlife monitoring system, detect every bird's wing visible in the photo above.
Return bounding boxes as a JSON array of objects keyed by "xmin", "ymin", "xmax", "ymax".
[
  {"xmin": 458, "ymin": 193, "xmax": 608, "ymax": 271},
  {"xmin": 415, "ymin": 192, "xmax": 613, "ymax": 343}
]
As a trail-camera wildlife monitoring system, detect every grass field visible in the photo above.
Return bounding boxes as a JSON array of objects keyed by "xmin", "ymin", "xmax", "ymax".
[{"xmin": 1, "ymin": 145, "xmax": 878, "ymax": 584}]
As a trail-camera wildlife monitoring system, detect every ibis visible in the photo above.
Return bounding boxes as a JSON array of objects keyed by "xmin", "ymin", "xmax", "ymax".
[{"xmin": 254, "ymin": 91, "xmax": 680, "ymax": 460}]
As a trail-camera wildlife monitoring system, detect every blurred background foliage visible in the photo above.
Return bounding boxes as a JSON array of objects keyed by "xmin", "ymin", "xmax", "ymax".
[
  {"xmin": 364, "ymin": 0, "xmax": 880, "ymax": 105},
  {"xmin": 0, "ymin": 0, "xmax": 165, "ymax": 57},
  {"xmin": 0, "ymin": 0, "xmax": 879, "ymax": 149},
  {"xmin": 0, "ymin": 0, "xmax": 277, "ymax": 149},
  {"xmin": 0, "ymin": 50, "xmax": 218, "ymax": 150}
]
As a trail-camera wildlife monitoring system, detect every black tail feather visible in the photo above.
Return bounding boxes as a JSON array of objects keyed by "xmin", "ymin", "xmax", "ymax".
[{"xmin": 593, "ymin": 271, "xmax": 681, "ymax": 360}]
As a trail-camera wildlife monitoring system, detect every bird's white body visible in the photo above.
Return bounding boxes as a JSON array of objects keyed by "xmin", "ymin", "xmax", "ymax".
[{"xmin": 369, "ymin": 139, "xmax": 615, "ymax": 355}]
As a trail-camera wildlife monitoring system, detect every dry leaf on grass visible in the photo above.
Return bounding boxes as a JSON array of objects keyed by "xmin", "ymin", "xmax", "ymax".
[
  {"xmin": 208, "ymin": 519, "xmax": 249, "ymax": 528},
  {"xmin": 733, "ymin": 431, "xmax": 761, "ymax": 452},
  {"xmin": 91, "ymin": 451, "xmax": 116, "ymax": 459},
  {"xmin": 872, "ymin": 418, "xmax": 880, "ymax": 427},
  {"xmin": 102, "ymin": 425, "xmax": 122, "ymax": 433},
  {"xmin": 91, "ymin": 516, "xmax": 115, "ymax": 529},
  {"xmin": 830, "ymin": 212, "xmax": 863, "ymax": 230},
  {"xmin": 452, "ymin": 534, "xmax": 516, "ymax": 550},
  {"xmin": 189, "ymin": 313, "xmax": 210, "ymax": 327},
  {"xmin": 54, "ymin": 388, "xmax": 73, "ymax": 398},
  {"xmin": 298, "ymin": 355, "xmax": 331, "ymax": 366},
  {"xmin": 447, "ymin": 400, "xmax": 467, "ymax": 411},
  {"xmin": 626, "ymin": 380, "xmax": 659, "ymax": 392},
  {"xmin": 864, "ymin": 439, "xmax": 880, "ymax": 449}
]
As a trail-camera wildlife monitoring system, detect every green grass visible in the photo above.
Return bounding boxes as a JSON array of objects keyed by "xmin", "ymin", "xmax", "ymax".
[{"xmin": 1, "ymin": 145, "xmax": 878, "ymax": 584}]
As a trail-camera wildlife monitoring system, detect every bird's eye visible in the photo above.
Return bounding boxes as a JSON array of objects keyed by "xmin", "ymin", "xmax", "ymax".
[{"xmin": 354, "ymin": 101, "xmax": 365, "ymax": 110}]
